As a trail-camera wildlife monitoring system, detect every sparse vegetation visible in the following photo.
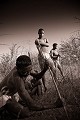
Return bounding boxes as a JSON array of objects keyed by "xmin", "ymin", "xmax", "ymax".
[{"xmin": 0, "ymin": 33, "xmax": 80, "ymax": 120}]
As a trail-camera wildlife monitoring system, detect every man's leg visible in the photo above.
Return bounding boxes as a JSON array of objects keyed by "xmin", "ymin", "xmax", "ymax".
[
  {"xmin": 38, "ymin": 55, "xmax": 47, "ymax": 92},
  {"xmin": 31, "ymin": 87, "xmax": 38, "ymax": 95},
  {"xmin": 31, "ymin": 80, "xmax": 42, "ymax": 96},
  {"xmin": 5, "ymin": 99, "xmax": 34, "ymax": 119},
  {"xmin": 37, "ymin": 84, "xmax": 43, "ymax": 96},
  {"xmin": 41, "ymin": 75, "xmax": 47, "ymax": 92},
  {"xmin": 46, "ymin": 57, "xmax": 56, "ymax": 80},
  {"xmin": 30, "ymin": 58, "xmax": 48, "ymax": 80},
  {"xmin": 57, "ymin": 63, "xmax": 65, "ymax": 81}
]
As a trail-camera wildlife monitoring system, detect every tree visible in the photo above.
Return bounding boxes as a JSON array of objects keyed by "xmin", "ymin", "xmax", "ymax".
[
  {"xmin": 0, "ymin": 44, "xmax": 20, "ymax": 80},
  {"xmin": 59, "ymin": 36, "xmax": 80, "ymax": 65}
]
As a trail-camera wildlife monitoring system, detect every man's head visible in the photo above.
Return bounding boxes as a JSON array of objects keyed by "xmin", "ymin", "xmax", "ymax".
[
  {"xmin": 16, "ymin": 55, "xmax": 32, "ymax": 77},
  {"xmin": 38, "ymin": 28, "xmax": 44, "ymax": 37},
  {"xmin": 53, "ymin": 43, "xmax": 58, "ymax": 50}
]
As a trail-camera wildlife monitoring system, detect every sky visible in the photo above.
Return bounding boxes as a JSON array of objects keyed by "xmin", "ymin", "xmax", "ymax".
[{"xmin": 0, "ymin": 0, "xmax": 80, "ymax": 56}]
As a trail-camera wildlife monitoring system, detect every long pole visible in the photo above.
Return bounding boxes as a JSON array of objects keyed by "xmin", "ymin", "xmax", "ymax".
[{"xmin": 49, "ymin": 68, "xmax": 69, "ymax": 120}]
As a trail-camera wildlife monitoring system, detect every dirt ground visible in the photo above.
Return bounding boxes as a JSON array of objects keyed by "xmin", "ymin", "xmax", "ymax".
[
  {"xmin": 1, "ymin": 70, "xmax": 80, "ymax": 120},
  {"xmin": 17, "ymin": 71, "xmax": 80, "ymax": 120}
]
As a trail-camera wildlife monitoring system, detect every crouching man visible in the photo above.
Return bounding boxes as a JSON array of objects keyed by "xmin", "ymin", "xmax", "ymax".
[{"xmin": 0, "ymin": 55, "xmax": 53, "ymax": 119}]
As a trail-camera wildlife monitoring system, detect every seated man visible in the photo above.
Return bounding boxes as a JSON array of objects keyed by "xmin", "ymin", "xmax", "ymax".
[
  {"xmin": 0, "ymin": 55, "xmax": 53, "ymax": 119},
  {"xmin": 31, "ymin": 70, "xmax": 42, "ymax": 96}
]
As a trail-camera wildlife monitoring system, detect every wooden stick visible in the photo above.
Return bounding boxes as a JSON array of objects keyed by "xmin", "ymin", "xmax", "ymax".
[{"xmin": 49, "ymin": 68, "xmax": 69, "ymax": 120}]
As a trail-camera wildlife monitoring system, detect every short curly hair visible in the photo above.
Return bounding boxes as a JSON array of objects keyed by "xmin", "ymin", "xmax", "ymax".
[
  {"xmin": 16, "ymin": 55, "xmax": 32, "ymax": 68},
  {"xmin": 53, "ymin": 43, "xmax": 58, "ymax": 47},
  {"xmin": 38, "ymin": 28, "xmax": 44, "ymax": 34}
]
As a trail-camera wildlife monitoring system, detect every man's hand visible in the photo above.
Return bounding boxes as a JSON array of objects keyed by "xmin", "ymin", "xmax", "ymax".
[
  {"xmin": 44, "ymin": 87, "xmax": 47, "ymax": 92},
  {"xmin": 35, "ymin": 40, "xmax": 39, "ymax": 45}
]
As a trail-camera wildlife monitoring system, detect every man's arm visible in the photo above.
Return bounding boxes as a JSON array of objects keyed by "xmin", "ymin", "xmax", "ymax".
[
  {"xmin": 39, "ymin": 41, "xmax": 49, "ymax": 47},
  {"xmin": 50, "ymin": 50, "xmax": 60, "ymax": 60},
  {"xmin": 40, "ymin": 38, "xmax": 49, "ymax": 47},
  {"xmin": 30, "ymin": 63, "xmax": 48, "ymax": 80},
  {"xmin": 35, "ymin": 39, "xmax": 49, "ymax": 47},
  {"xmin": 0, "ymin": 77, "xmax": 8, "ymax": 96},
  {"xmin": 16, "ymin": 77, "xmax": 50, "ymax": 111}
]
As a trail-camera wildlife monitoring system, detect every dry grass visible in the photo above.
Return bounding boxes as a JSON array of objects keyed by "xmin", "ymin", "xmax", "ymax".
[
  {"xmin": 0, "ymin": 45, "xmax": 80, "ymax": 120},
  {"xmin": 19, "ymin": 67, "xmax": 80, "ymax": 120}
]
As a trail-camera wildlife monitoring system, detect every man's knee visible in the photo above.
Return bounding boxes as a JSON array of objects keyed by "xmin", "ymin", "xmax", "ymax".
[
  {"xmin": 5, "ymin": 99, "xmax": 30, "ymax": 118},
  {"xmin": 38, "ymin": 81, "xmax": 42, "ymax": 85}
]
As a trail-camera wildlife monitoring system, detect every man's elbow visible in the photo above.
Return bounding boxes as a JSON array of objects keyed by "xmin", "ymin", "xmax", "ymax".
[
  {"xmin": 46, "ymin": 45, "xmax": 49, "ymax": 47},
  {"xmin": 19, "ymin": 90, "xmax": 34, "ymax": 106}
]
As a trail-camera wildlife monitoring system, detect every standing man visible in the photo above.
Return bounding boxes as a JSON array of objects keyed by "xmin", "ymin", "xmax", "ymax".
[
  {"xmin": 35, "ymin": 28, "xmax": 49, "ymax": 92},
  {"xmin": 50, "ymin": 43, "xmax": 65, "ymax": 81},
  {"xmin": 35, "ymin": 28, "xmax": 57, "ymax": 88}
]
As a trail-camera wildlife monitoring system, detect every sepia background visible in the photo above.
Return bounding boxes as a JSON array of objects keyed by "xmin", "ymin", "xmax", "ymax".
[
  {"xmin": 0, "ymin": 0, "xmax": 80, "ymax": 120},
  {"xmin": 0, "ymin": 0, "xmax": 80, "ymax": 55}
]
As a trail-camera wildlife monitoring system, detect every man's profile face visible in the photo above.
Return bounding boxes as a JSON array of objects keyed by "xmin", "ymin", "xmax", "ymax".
[
  {"xmin": 55, "ymin": 45, "xmax": 58, "ymax": 49},
  {"xmin": 38, "ymin": 30, "xmax": 44, "ymax": 37},
  {"xmin": 53, "ymin": 44, "xmax": 58, "ymax": 49},
  {"xmin": 17, "ymin": 65, "xmax": 32, "ymax": 76}
]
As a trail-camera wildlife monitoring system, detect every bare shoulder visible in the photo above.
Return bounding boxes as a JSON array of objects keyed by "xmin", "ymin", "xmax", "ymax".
[
  {"xmin": 0, "ymin": 67, "xmax": 16, "ymax": 81},
  {"xmin": 35, "ymin": 39, "xmax": 39, "ymax": 45},
  {"xmin": 0, "ymin": 67, "xmax": 18, "ymax": 89},
  {"xmin": 9, "ymin": 66, "xmax": 18, "ymax": 78},
  {"xmin": 6, "ymin": 67, "xmax": 20, "ymax": 85}
]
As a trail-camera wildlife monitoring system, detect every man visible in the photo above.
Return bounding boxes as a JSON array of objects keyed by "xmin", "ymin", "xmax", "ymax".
[
  {"xmin": 35, "ymin": 29, "xmax": 64, "ymax": 108},
  {"xmin": 35, "ymin": 28, "xmax": 57, "ymax": 87},
  {"xmin": 35, "ymin": 28, "xmax": 48, "ymax": 92},
  {"xmin": 31, "ymin": 70, "xmax": 43, "ymax": 96},
  {"xmin": 50, "ymin": 43, "xmax": 65, "ymax": 81},
  {"xmin": 0, "ymin": 55, "xmax": 53, "ymax": 119}
]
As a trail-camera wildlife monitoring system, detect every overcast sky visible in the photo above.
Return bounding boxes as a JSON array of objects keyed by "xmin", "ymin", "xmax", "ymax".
[{"xmin": 0, "ymin": 0, "xmax": 80, "ymax": 55}]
